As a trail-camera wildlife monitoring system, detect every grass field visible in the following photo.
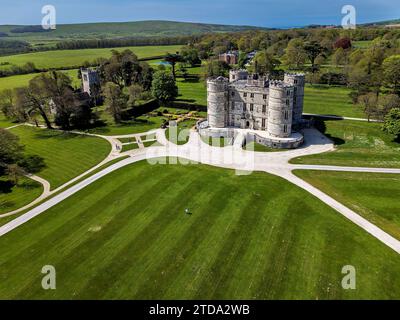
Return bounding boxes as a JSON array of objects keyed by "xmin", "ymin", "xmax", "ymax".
[
  {"xmin": 304, "ymin": 85, "xmax": 364, "ymax": 118},
  {"xmin": 9, "ymin": 126, "xmax": 111, "ymax": 189},
  {"xmin": 294, "ymin": 171, "xmax": 400, "ymax": 240},
  {"xmin": 0, "ymin": 176, "xmax": 42, "ymax": 215},
  {"xmin": 0, "ymin": 45, "xmax": 182, "ymax": 70},
  {"xmin": 0, "ymin": 114, "xmax": 16, "ymax": 128},
  {"xmin": 0, "ymin": 69, "xmax": 80, "ymax": 91},
  {"xmin": 291, "ymin": 120, "xmax": 400, "ymax": 168},
  {"xmin": 0, "ymin": 160, "xmax": 400, "ymax": 299},
  {"xmin": 88, "ymin": 107, "xmax": 168, "ymax": 136},
  {"xmin": 165, "ymin": 119, "xmax": 197, "ymax": 145}
]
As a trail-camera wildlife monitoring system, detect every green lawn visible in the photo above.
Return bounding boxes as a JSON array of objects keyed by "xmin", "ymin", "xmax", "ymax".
[
  {"xmin": 0, "ymin": 161, "xmax": 400, "ymax": 299},
  {"xmin": 10, "ymin": 126, "xmax": 111, "ymax": 189},
  {"xmin": 121, "ymin": 143, "xmax": 139, "ymax": 152},
  {"xmin": 0, "ymin": 45, "xmax": 181, "ymax": 70},
  {"xmin": 0, "ymin": 69, "xmax": 80, "ymax": 91},
  {"xmin": 291, "ymin": 120, "xmax": 400, "ymax": 168},
  {"xmin": 294, "ymin": 170, "xmax": 400, "ymax": 240},
  {"xmin": 244, "ymin": 141, "xmax": 287, "ymax": 152},
  {"xmin": 304, "ymin": 85, "xmax": 364, "ymax": 118},
  {"xmin": 0, "ymin": 114, "xmax": 16, "ymax": 128},
  {"xmin": 165, "ymin": 120, "xmax": 197, "ymax": 145},
  {"xmin": 0, "ymin": 176, "xmax": 43, "ymax": 215},
  {"xmin": 88, "ymin": 106, "xmax": 167, "ymax": 136}
]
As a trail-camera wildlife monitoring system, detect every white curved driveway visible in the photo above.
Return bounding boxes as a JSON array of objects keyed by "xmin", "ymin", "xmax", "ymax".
[{"xmin": 1, "ymin": 128, "xmax": 400, "ymax": 255}]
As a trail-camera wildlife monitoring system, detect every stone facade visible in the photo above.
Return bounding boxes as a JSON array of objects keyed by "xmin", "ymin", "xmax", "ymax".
[
  {"xmin": 81, "ymin": 68, "xmax": 100, "ymax": 96},
  {"xmin": 202, "ymin": 70, "xmax": 306, "ymax": 149},
  {"xmin": 219, "ymin": 51, "xmax": 239, "ymax": 65},
  {"xmin": 206, "ymin": 70, "xmax": 305, "ymax": 140}
]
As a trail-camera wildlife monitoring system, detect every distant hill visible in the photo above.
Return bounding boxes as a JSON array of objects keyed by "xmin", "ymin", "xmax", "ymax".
[
  {"xmin": 361, "ymin": 18, "xmax": 400, "ymax": 27},
  {"xmin": 0, "ymin": 20, "xmax": 270, "ymax": 41}
]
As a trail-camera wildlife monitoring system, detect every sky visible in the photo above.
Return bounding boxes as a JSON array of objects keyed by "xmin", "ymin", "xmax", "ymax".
[{"xmin": 0, "ymin": 0, "xmax": 399, "ymax": 28}]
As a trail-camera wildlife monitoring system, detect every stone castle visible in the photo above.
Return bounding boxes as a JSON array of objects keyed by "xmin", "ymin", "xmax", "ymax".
[{"xmin": 202, "ymin": 70, "xmax": 306, "ymax": 149}]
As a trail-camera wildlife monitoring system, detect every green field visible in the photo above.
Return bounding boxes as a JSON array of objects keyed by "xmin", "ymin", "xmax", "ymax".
[
  {"xmin": 0, "ymin": 114, "xmax": 16, "ymax": 128},
  {"xmin": 0, "ymin": 21, "xmax": 264, "ymax": 42},
  {"xmin": 165, "ymin": 119, "xmax": 197, "ymax": 145},
  {"xmin": 0, "ymin": 45, "xmax": 182, "ymax": 70},
  {"xmin": 294, "ymin": 171, "xmax": 400, "ymax": 240},
  {"xmin": 0, "ymin": 69, "xmax": 80, "ymax": 91},
  {"xmin": 292, "ymin": 120, "xmax": 400, "ymax": 168},
  {"xmin": 0, "ymin": 160, "xmax": 400, "ymax": 299},
  {"xmin": 304, "ymin": 85, "xmax": 364, "ymax": 118},
  {"xmin": 10, "ymin": 126, "xmax": 111, "ymax": 189},
  {"xmin": 88, "ymin": 106, "xmax": 168, "ymax": 135},
  {"xmin": 0, "ymin": 176, "xmax": 42, "ymax": 215}
]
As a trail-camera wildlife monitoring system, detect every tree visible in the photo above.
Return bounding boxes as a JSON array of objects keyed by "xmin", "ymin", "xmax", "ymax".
[
  {"xmin": 358, "ymin": 93, "xmax": 378, "ymax": 121},
  {"xmin": 177, "ymin": 63, "xmax": 189, "ymax": 79},
  {"xmin": 6, "ymin": 164, "xmax": 26, "ymax": 185},
  {"xmin": 127, "ymin": 84, "xmax": 144, "ymax": 107},
  {"xmin": 103, "ymin": 82, "xmax": 128, "ymax": 123},
  {"xmin": 38, "ymin": 71, "xmax": 76, "ymax": 130},
  {"xmin": 304, "ymin": 41, "xmax": 326, "ymax": 73},
  {"xmin": 283, "ymin": 39, "xmax": 307, "ymax": 69},
  {"xmin": 253, "ymin": 50, "xmax": 281, "ymax": 74},
  {"xmin": 15, "ymin": 84, "xmax": 53, "ymax": 129},
  {"xmin": 0, "ymin": 89, "xmax": 16, "ymax": 119},
  {"xmin": 334, "ymin": 37, "xmax": 352, "ymax": 50},
  {"xmin": 164, "ymin": 53, "xmax": 183, "ymax": 79},
  {"xmin": 0, "ymin": 128, "xmax": 23, "ymax": 176},
  {"xmin": 383, "ymin": 55, "xmax": 400, "ymax": 94},
  {"xmin": 151, "ymin": 71, "xmax": 178, "ymax": 104},
  {"xmin": 180, "ymin": 47, "xmax": 201, "ymax": 67},
  {"xmin": 382, "ymin": 108, "xmax": 400, "ymax": 140},
  {"xmin": 203, "ymin": 60, "xmax": 230, "ymax": 78},
  {"xmin": 332, "ymin": 48, "xmax": 349, "ymax": 67}
]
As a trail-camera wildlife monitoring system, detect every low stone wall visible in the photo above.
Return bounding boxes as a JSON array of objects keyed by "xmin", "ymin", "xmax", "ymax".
[{"xmin": 252, "ymin": 132, "xmax": 304, "ymax": 149}]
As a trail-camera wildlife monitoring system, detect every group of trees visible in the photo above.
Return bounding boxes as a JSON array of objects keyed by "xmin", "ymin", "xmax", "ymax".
[
  {"xmin": 0, "ymin": 71, "xmax": 97, "ymax": 130},
  {"xmin": 0, "ymin": 129, "xmax": 45, "ymax": 186}
]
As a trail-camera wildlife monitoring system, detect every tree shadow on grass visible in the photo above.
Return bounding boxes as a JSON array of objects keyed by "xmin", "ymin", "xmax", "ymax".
[
  {"xmin": 314, "ymin": 118, "xmax": 346, "ymax": 146},
  {"xmin": 0, "ymin": 180, "xmax": 13, "ymax": 194}
]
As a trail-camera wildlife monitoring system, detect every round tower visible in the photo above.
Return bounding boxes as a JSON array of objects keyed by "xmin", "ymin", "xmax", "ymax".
[
  {"xmin": 267, "ymin": 81, "xmax": 293, "ymax": 138},
  {"xmin": 207, "ymin": 77, "xmax": 228, "ymax": 128},
  {"xmin": 284, "ymin": 73, "xmax": 305, "ymax": 125},
  {"xmin": 229, "ymin": 69, "xmax": 248, "ymax": 82}
]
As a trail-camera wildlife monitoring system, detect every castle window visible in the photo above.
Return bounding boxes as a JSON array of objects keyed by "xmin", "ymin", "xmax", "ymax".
[
  {"xmin": 294, "ymin": 80, "xmax": 298, "ymax": 84},
  {"xmin": 284, "ymin": 125, "xmax": 288, "ymax": 133},
  {"xmin": 284, "ymin": 111, "xmax": 289, "ymax": 120},
  {"xmin": 231, "ymin": 91, "xmax": 235, "ymax": 97},
  {"xmin": 250, "ymin": 93, "xmax": 254, "ymax": 98},
  {"xmin": 262, "ymin": 118, "xmax": 266, "ymax": 129},
  {"xmin": 233, "ymin": 75, "xmax": 236, "ymax": 80},
  {"xmin": 262, "ymin": 105, "xmax": 266, "ymax": 113},
  {"xmin": 243, "ymin": 104, "xmax": 247, "ymax": 112},
  {"xmin": 243, "ymin": 92, "xmax": 247, "ymax": 98},
  {"xmin": 263, "ymin": 94, "xmax": 267, "ymax": 100},
  {"xmin": 286, "ymin": 99, "xmax": 290, "ymax": 106},
  {"xmin": 250, "ymin": 104, "xmax": 254, "ymax": 112}
]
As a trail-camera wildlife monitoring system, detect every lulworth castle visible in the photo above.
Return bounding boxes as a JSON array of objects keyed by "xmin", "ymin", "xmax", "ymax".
[{"xmin": 201, "ymin": 70, "xmax": 306, "ymax": 149}]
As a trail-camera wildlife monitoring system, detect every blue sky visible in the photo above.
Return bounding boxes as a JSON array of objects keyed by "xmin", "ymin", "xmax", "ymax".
[{"xmin": 0, "ymin": 0, "xmax": 399, "ymax": 27}]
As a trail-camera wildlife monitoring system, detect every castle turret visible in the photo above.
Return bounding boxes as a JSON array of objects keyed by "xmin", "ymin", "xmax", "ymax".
[
  {"xmin": 207, "ymin": 77, "xmax": 228, "ymax": 128},
  {"xmin": 229, "ymin": 69, "xmax": 248, "ymax": 82},
  {"xmin": 267, "ymin": 81, "xmax": 294, "ymax": 138},
  {"xmin": 284, "ymin": 73, "xmax": 305, "ymax": 125}
]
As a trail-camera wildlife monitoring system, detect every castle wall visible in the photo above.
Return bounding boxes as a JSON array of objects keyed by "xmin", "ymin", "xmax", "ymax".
[
  {"xmin": 284, "ymin": 74, "xmax": 305, "ymax": 125},
  {"xmin": 267, "ymin": 83, "xmax": 293, "ymax": 138}
]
